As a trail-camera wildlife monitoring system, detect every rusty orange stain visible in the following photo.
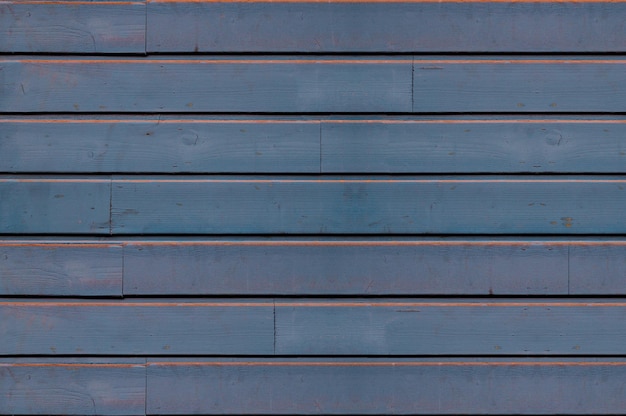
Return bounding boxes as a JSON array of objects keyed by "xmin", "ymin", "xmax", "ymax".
[
  {"xmin": 112, "ymin": 178, "xmax": 626, "ymax": 183},
  {"xmin": 150, "ymin": 0, "xmax": 626, "ymax": 3},
  {"xmin": 275, "ymin": 302, "xmax": 626, "ymax": 307},
  {"xmin": 0, "ymin": 363, "xmax": 144, "ymax": 368},
  {"xmin": 3, "ymin": 58, "xmax": 413, "ymax": 65},
  {"xmin": 148, "ymin": 361, "xmax": 626, "ymax": 367},
  {"xmin": 4, "ymin": 1, "xmax": 142, "ymax": 4},
  {"xmin": 0, "ymin": 302, "xmax": 274, "ymax": 307},
  {"xmin": 0, "ymin": 119, "xmax": 317, "ymax": 124}
]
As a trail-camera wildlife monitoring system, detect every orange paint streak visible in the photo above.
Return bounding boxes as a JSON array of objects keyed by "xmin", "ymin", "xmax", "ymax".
[
  {"xmin": 0, "ymin": 363, "xmax": 144, "ymax": 368},
  {"xmin": 275, "ymin": 302, "xmax": 626, "ymax": 307},
  {"xmin": 4, "ymin": 179, "xmax": 109, "ymax": 183},
  {"xmin": 2, "ymin": 118, "xmax": 626, "ymax": 124},
  {"xmin": 0, "ymin": 119, "xmax": 316, "ymax": 124},
  {"xmin": 0, "ymin": 302, "xmax": 273, "ymax": 307},
  {"xmin": 2, "ymin": 1, "xmax": 141, "ymax": 4},
  {"xmin": 0, "ymin": 243, "xmax": 118, "ymax": 248},
  {"xmin": 113, "ymin": 178, "xmax": 626, "ymax": 184},
  {"xmin": 149, "ymin": 361, "xmax": 626, "ymax": 367},
  {"xmin": 5, "ymin": 59, "xmax": 412, "ymax": 65},
  {"xmin": 150, "ymin": 0, "xmax": 626, "ymax": 3}
]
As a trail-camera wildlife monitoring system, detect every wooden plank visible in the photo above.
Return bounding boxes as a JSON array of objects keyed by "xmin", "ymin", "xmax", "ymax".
[
  {"xmin": 0, "ymin": 358, "xmax": 145, "ymax": 415},
  {"xmin": 123, "ymin": 239, "xmax": 567, "ymax": 295},
  {"xmin": 146, "ymin": 358, "xmax": 626, "ymax": 414},
  {"xmin": 570, "ymin": 242, "xmax": 626, "ymax": 295},
  {"xmin": 0, "ymin": 241, "xmax": 122, "ymax": 296},
  {"xmin": 0, "ymin": 178, "xmax": 110, "ymax": 234},
  {"xmin": 414, "ymin": 58, "xmax": 626, "ymax": 112},
  {"xmin": 112, "ymin": 177, "xmax": 626, "ymax": 234},
  {"xmin": 0, "ymin": 57, "xmax": 412, "ymax": 113},
  {"xmin": 0, "ymin": 299, "xmax": 273, "ymax": 355},
  {"xmin": 0, "ymin": 117, "xmax": 320, "ymax": 173},
  {"xmin": 322, "ymin": 119, "xmax": 626, "ymax": 173},
  {"xmin": 275, "ymin": 299, "xmax": 626, "ymax": 355},
  {"xmin": 147, "ymin": 1, "xmax": 626, "ymax": 53},
  {"xmin": 0, "ymin": 1, "xmax": 146, "ymax": 53}
]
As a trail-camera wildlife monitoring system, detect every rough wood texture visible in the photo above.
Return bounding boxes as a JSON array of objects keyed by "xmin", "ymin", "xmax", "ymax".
[
  {"xmin": 570, "ymin": 243, "xmax": 626, "ymax": 295},
  {"xmin": 123, "ymin": 239, "xmax": 567, "ymax": 295},
  {"xmin": 111, "ymin": 177, "xmax": 626, "ymax": 235},
  {"xmin": 146, "ymin": 1, "xmax": 626, "ymax": 53},
  {"xmin": 146, "ymin": 358, "xmax": 626, "ymax": 414},
  {"xmin": 274, "ymin": 299, "xmax": 626, "ymax": 355},
  {"xmin": 0, "ymin": 358, "xmax": 145, "ymax": 415},
  {"xmin": 0, "ymin": 1, "xmax": 146, "ymax": 53},
  {"xmin": 0, "ymin": 117, "xmax": 320, "ymax": 173},
  {"xmin": 0, "ymin": 241, "xmax": 122, "ymax": 296},
  {"xmin": 0, "ymin": 57, "xmax": 412, "ymax": 113},
  {"xmin": 414, "ymin": 58, "xmax": 626, "ymax": 112},
  {"xmin": 0, "ymin": 178, "xmax": 110, "ymax": 234},
  {"xmin": 321, "ymin": 119, "xmax": 626, "ymax": 173},
  {"xmin": 0, "ymin": 300, "xmax": 273, "ymax": 355}
]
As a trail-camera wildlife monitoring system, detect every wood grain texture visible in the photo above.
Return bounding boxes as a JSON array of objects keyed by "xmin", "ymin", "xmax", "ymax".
[
  {"xmin": 570, "ymin": 243, "xmax": 626, "ymax": 295},
  {"xmin": 0, "ymin": 1, "xmax": 146, "ymax": 53},
  {"xmin": 146, "ymin": 2, "xmax": 626, "ymax": 53},
  {"xmin": 123, "ymin": 239, "xmax": 567, "ymax": 295},
  {"xmin": 0, "ymin": 57, "xmax": 412, "ymax": 113},
  {"xmin": 111, "ymin": 177, "xmax": 626, "ymax": 234},
  {"xmin": 322, "ymin": 119, "xmax": 626, "ymax": 173},
  {"xmin": 0, "ymin": 241, "xmax": 122, "ymax": 296},
  {"xmin": 0, "ymin": 178, "xmax": 110, "ymax": 234},
  {"xmin": 0, "ymin": 358, "xmax": 145, "ymax": 415},
  {"xmin": 275, "ymin": 299, "xmax": 626, "ymax": 355},
  {"xmin": 414, "ymin": 58, "xmax": 626, "ymax": 112},
  {"xmin": 0, "ymin": 299, "xmax": 273, "ymax": 355},
  {"xmin": 146, "ymin": 358, "xmax": 626, "ymax": 414},
  {"xmin": 0, "ymin": 117, "xmax": 320, "ymax": 173}
]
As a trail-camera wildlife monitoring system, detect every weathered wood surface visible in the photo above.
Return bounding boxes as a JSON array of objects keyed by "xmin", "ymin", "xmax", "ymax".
[
  {"xmin": 0, "ymin": 300, "xmax": 274, "ymax": 355},
  {"xmin": 5, "ymin": 117, "xmax": 626, "ymax": 174},
  {"xmin": 0, "ymin": 178, "xmax": 110, "ymax": 234},
  {"xmin": 321, "ymin": 119, "xmax": 626, "ymax": 173},
  {"xmin": 0, "ymin": 1, "xmax": 146, "ymax": 53},
  {"xmin": 111, "ymin": 177, "xmax": 626, "ymax": 235},
  {"xmin": 413, "ymin": 58, "xmax": 626, "ymax": 112},
  {"xmin": 0, "ymin": 117, "xmax": 320, "ymax": 173},
  {"xmin": 570, "ymin": 244, "xmax": 626, "ymax": 295},
  {"xmin": 147, "ymin": 1, "xmax": 626, "ymax": 53},
  {"xmin": 0, "ymin": 241, "xmax": 122, "ymax": 296},
  {"xmin": 123, "ymin": 239, "xmax": 568, "ymax": 295},
  {"xmin": 0, "ymin": 358, "xmax": 146, "ymax": 415},
  {"xmin": 274, "ymin": 299, "xmax": 626, "ymax": 355},
  {"xmin": 146, "ymin": 358, "xmax": 626, "ymax": 414},
  {"xmin": 0, "ymin": 57, "xmax": 412, "ymax": 113}
]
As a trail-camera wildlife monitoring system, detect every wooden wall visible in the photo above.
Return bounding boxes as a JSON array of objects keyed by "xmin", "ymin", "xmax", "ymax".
[{"xmin": 2, "ymin": 1, "xmax": 626, "ymax": 414}]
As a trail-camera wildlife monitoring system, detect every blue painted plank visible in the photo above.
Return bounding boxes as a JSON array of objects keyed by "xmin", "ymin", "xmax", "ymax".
[
  {"xmin": 147, "ymin": 1, "xmax": 626, "ymax": 53},
  {"xmin": 414, "ymin": 58, "xmax": 626, "ymax": 112},
  {"xmin": 0, "ymin": 117, "xmax": 320, "ymax": 173},
  {"xmin": 0, "ymin": 57, "xmax": 412, "ymax": 113},
  {"xmin": 111, "ymin": 176, "xmax": 626, "ymax": 234},
  {"xmin": 322, "ymin": 119, "xmax": 626, "ymax": 173},
  {"xmin": 0, "ymin": 178, "xmax": 110, "ymax": 234},
  {"xmin": 275, "ymin": 299, "xmax": 626, "ymax": 355},
  {"xmin": 147, "ymin": 358, "xmax": 626, "ymax": 414},
  {"xmin": 570, "ymin": 243, "xmax": 626, "ymax": 295},
  {"xmin": 0, "ymin": 358, "xmax": 145, "ymax": 415},
  {"xmin": 0, "ymin": 299, "xmax": 273, "ymax": 355},
  {"xmin": 0, "ymin": 1, "xmax": 146, "ymax": 53},
  {"xmin": 0, "ymin": 241, "xmax": 122, "ymax": 296},
  {"xmin": 123, "ymin": 239, "xmax": 567, "ymax": 295}
]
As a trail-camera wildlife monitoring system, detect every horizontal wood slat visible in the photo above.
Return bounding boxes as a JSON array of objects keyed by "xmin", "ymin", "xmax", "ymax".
[
  {"xmin": 0, "ymin": 300, "xmax": 274, "ymax": 355},
  {"xmin": 0, "ymin": 358, "xmax": 146, "ymax": 416},
  {"xmin": 321, "ymin": 119, "xmax": 626, "ymax": 173},
  {"xmin": 111, "ymin": 177, "xmax": 626, "ymax": 235},
  {"xmin": 0, "ymin": 242, "xmax": 122, "ymax": 296},
  {"xmin": 146, "ymin": 358, "xmax": 626, "ymax": 414},
  {"xmin": 147, "ymin": 1, "xmax": 626, "ymax": 53},
  {"xmin": 0, "ymin": 1, "xmax": 146, "ymax": 53},
  {"xmin": 275, "ymin": 299, "xmax": 626, "ymax": 355},
  {"xmin": 413, "ymin": 58, "xmax": 626, "ymax": 112},
  {"xmin": 0, "ymin": 178, "xmax": 110, "ymax": 234},
  {"xmin": 123, "ymin": 239, "xmax": 568, "ymax": 295},
  {"xmin": 0, "ymin": 117, "xmax": 320, "ymax": 173},
  {"xmin": 0, "ymin": 57, "xmax": 412, "ymax": 113},
  {"xmin": 5, "ymin": 117, "xmax": 626, "ymax": 174}
]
